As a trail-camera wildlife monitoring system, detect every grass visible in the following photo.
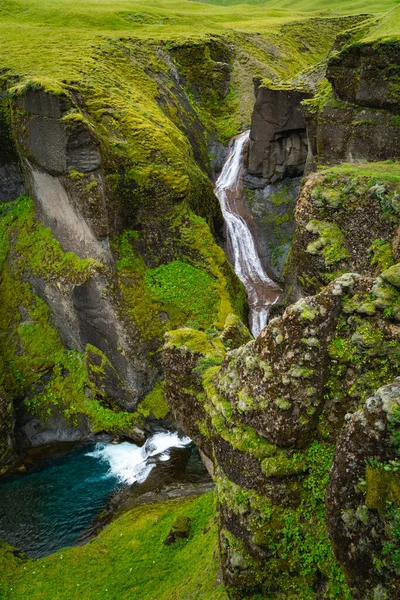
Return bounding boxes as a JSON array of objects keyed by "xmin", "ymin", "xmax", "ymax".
[
  {"xmin": 194, "ymin": 0, "xmax": 399, "ymax": 12},
  {"xmin": 0, "ymin": 491, "xmax": 226, "ymax": 600},
  {"xmin": 0, "ymin": 0, "xmax": 398, "ymax": 86},
  {"xmin": 320, "ymin": 161, "xmax": 400, "ymax": 182}
]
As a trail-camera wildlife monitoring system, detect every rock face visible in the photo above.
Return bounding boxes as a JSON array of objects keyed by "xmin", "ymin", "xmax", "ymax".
[
  {"xmin": 327, "ymin": 42, "xmax": 400, "ymax": 110},
  {"xmin": 0, "ymin": 99, "xmax": 25, "ymax": 202},
  {"xmin": 0, "ymin": 37, "xmax": 249, "ymax": 470},
  {"xmin": 164, "ymin": 128, "xmax": 400, "ymax": 598},
  {"xmin": 287, "ymin": 169, "xmax": 400, "ymax": 300},
  {"xmin": 247, "ymin": 81, "xmax": 312, "ymax": 184},
  {"xmin": 242, "ymin": 177, "xmax": 301, "ymax": 282},
  {"xmin": 0, "ymin": 389, "xmax": 16, "ymax": 474},
  {"xmin": 327, "ymin": 380, "xmax": 400, "ymax": 600},
  {"xmin": 164, "ymin": 278, "xmax": 400, "ymax": 599},
  {"xmin": 306, "ymin": 40, "xmax": 400, "ymax": 169}
]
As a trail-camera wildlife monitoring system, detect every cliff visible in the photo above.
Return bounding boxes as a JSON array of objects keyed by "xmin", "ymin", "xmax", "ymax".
[
  {"xmin": 0, "ymin": 7, "xmax": 359, "ymax": 470},
  {"xmin": 163, "ymin": 12, "xmax": 400, "ymax": 600},
  {"xmin": 0, "ymin": 2, "xmax": 399, "ymax": 599}
]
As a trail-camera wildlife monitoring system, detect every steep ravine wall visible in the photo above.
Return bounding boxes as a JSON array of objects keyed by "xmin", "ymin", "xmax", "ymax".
[
  {"xmin": 163, "ymin": 25, "xmax": 400, "ymax": 600},
  {"xmin": 0, "ymin": 40, "xmax": 248, "ymax": 464},
  {"xmin": 0, "ymin": 14, "xmax": 398, "ymax": 599},
  {"xmin": 0, "ymin": 17, "xmax": 360, "ymax": 469}
]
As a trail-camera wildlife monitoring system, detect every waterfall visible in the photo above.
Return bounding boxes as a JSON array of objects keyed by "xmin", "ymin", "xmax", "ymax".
[{"xmin": 215, "ymin": 131, "xmax": 280, "ymax": 337}]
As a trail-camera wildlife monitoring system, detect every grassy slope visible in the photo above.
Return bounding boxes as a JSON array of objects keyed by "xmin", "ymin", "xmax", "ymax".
[
  {"xmin": 0, "ymin": 0, "xmax": 398, "ymax": 83},
  {"xmin": 193, "ymin": 0, "xmax": 399, "ymax": 13},
  {"xmin": 0, "ymin": 492, "xmax": 226, "ymax": 600},
  {"xmin": 320, "ymin": 162, "xmax": 400, "ymax": 181}
]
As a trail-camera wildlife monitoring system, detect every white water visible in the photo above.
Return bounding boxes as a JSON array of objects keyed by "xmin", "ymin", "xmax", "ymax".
[
  {"xmin": 86, "ymin": 432, "xmax": 191, "ymax": 485},
  {"xmin": 215, "ymin": 131, "xmax": 279, "ymax": 337}
]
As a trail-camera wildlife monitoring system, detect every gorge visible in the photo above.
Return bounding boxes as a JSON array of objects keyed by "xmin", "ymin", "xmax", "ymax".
[
  {"xmin": 214, "ymin": 130, "xmax": 281, "ymax": 337},
  {"xmin": 0, "ymin": 1, "xmax": 400, "ymax": 599}
]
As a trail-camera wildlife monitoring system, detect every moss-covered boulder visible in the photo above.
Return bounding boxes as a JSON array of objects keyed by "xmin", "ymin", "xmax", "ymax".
[
  {"xmin": 326, "ymin": 380, "xmax": 400, "ymax": 600},
  {"xmin": 287, "ymin": 166, "xmax": 400, "ymax": 299}
]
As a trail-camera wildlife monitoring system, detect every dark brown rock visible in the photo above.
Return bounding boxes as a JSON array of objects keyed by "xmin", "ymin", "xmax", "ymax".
[
  {"xmin": 248, "ymin": 83, "xmax": 312, "ymax": 183},
  {"xmin": 164, "ymin": 515, "xmax": 192, "ymax": 545},
  {"xmin": 0, "ymin": 388, "xmax": 17, "ymax": 474},
  {"xmin": 326, "ymin": 381, "xmax": 400, "ymax": 600},
  {"xmin": 327, "ymin": 43, "xmax": 400, "ymax": 110}
]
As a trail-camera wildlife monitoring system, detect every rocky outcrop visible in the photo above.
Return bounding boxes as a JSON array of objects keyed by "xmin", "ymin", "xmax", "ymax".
[
  {"xmin": 0, "ymin": 389, "xmax": 16, "ymax": 475},
  {"xmin": 327, "ymin": 380, "xmax": 400, "ymax": 600},
  {"xmin": 241, "ymin": 177, "xmax": 301, "ymax": 282},
  {"xmin": 288, "ymin": 168, "xmax": 400, "ymax": 299},
  {"xmin": 327, "ymin": 42, "xmax": 400, "ymax": 110},
  {"xmin": 0, "ymin": 98, "xmax": 25, "ymax": 202},
  {"xmin": 164, "ymin": 267, "xmax": 400, "ymax": 598},
  {"xmin": 247, "ymin": 81, "xmax": 312, "ymax": 184},
  {"xmin": 306, "ymin": 35, "xmax": 400, "ymax": 169}
]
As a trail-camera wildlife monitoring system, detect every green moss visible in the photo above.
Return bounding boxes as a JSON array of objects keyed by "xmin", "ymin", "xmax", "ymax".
[
  {"xmin": 366, "ymin": 463, "xmax": 400, "ymax": 513},
  {"xmin": 369, "ymin": 239, "xmax": 395, "ymax": 274},
  {"xmin": 302, "ymin": 78, "xmax": 335, "ymax": 116},
  {"xmin": 323, "ymin": 313, "xmax": 400, "ymax": 428},
  {"xmin": 137, "ymin": 381, "xmax": 170, "ymax": 420},
  {"xmin": 165, "ymin": 328, "xmax": 226, "ymax": 358},
  {"xmin": 381, "ymin": 262, "xmax": 400, "ymax": 289},
  {"xmin": 217, "ymin": 441, "xmax": 351, "ymax": 599},
  {"xmin": 0, "ymin": 196, "xmax": 163, "ymax": 435},
  {"xmin": 116, "ymin": 209, "xmax": 245, "ymax": 343},
  {"xmin": 146, "ymin": 261, "xmax": 219, "ymax": 330},
  {"xmin": 262, "ymin": 450, "xmax": 307, "ymax": 477},
  {"xmin": 306, "ymin": 219, "xmax": 350, "ymax": 266}
]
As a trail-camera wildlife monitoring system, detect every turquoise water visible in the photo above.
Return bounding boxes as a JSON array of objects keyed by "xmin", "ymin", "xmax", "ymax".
[{"xmin": 0, "ymin": 432, "xmax": 191, "ymax": 558}]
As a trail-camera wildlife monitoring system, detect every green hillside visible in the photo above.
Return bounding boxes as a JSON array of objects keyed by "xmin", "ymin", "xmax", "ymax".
[{"xmin": 0, "ymin": 0, "xmax": 399, "ymax": 83}]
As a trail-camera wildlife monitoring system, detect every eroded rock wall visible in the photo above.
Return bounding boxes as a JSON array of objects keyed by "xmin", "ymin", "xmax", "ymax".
[
  {"xmin": 0, "ymin": 39, "xmax": 248, "ymax": 464},
  {"xmin": 306, "ymin": 39, "xmax": 400, "ymax": 169},
  {"xmin": 247, "ymin": 81, "xmax": 312, "ymax": 185}
]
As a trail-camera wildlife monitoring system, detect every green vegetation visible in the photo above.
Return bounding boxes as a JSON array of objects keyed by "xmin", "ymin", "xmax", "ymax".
[
  {"xmin": 0, "ymin": 492, "xmax": 226, "ymax": 600},
  {"xmin": 0, "ymin": 0, "xmax": 390, "ymax": 85},
  {"xmin": 116, "ymin": 211, "xmax": 245, "ymax": 342},
  {"xmin": 306, "ymin": 219, "xmax": 350, "ymax": 265},
  {"xmin": 217, "ymin": 441, "xmax": 352, "ymax": 599},
  {"xmin": 297, "ymin": 168, "xmax": 400, "ymax": 291},
  {"xmin": 320, "ymin": 161, "xmax": 400, "ymax": 182},
  {"xmin": 0, "ymin": 197, "xmax": 170, "ymax": 434},
  {"xmin": 369, "ymin": 239, "xmax": 395, "ymax": 273},
  {"xmin": 146, "ymin": 261, "xmax": 219, "ymax": 330}
]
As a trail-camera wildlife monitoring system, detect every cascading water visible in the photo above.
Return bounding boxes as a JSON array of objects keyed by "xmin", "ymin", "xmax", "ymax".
[
  {"xmin": 215, "ymin": 131, "xmax": 281, "ymax": 337},
  {"xmin": 0, "ymin": 432, "xmax": 192, "ymax": 558}
]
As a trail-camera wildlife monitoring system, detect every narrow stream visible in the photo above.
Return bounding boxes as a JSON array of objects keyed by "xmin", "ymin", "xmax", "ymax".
[
  {"xmin": 0, "ymin": 432, "xmax": 191, "ymax": 558},
  {"xmin": 215, "ymin": 131, "xmax": 281, "ymax": 337}
]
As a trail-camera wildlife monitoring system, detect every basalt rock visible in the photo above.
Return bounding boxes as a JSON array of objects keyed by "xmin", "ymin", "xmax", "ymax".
[
  {"xmin": 0, "ymin": 389, "xmax": 17, "ymax": 474},
  {"xmin": 288, "ymin": 171, "xmax": 400, "ymax": 298},
  {"xmin": 327, "ymin": 42, "xmax": 400, "ymax": 110},
  {"xmin": 306, "ymin": 37, "xmax": 400, "ymax": 169},
  {"xmin": 247, "ymin": 80, "xmax": 312, "ymax": 184},
  {"xmin": 0, "ymin": 97, "xmax": 25, "ymax": 202}
]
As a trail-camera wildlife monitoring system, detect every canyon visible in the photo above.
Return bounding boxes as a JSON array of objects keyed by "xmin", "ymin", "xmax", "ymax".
[{"xmin": 0, "ymin": 2, "xmax": 399, "ymax": 599}]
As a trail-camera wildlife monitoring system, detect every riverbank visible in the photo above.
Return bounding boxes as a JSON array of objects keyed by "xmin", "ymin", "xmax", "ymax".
[{"xmin": 0, "ymin": 491, "xmax": 225, "ymax": 600}]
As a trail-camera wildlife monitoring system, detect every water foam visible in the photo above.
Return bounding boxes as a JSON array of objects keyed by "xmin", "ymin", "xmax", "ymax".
[{"xmin": 86, "ymin": 432, "xmax": 191, "ymax": 485}]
